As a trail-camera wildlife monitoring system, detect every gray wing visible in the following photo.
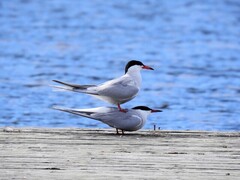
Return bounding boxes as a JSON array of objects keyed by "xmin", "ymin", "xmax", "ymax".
[
  {"xmin": 97, "ymin": 76, "xmax": 139, "ymax": 100},
  {"xmin": 92, "ymin": 111, "xmax": 143, "ymax": 131},
  {"xmin": 53, "ymin": 80, "xmax": 96, "ymax": 89},
  {"xmin": 53, "ymin": 106, "xmax": 143, "ymax": 131},
  {"xmin": 52, "ymin": 80, "xmax": 99, "ymax": 95}
]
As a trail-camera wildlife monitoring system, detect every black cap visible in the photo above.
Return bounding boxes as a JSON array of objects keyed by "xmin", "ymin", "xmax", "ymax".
[
  {"xmin": 125, "ymin": 60, "xmax": 144, "ymax": 74},
  {"xmin": 132, "ymin": 106, "xmax": 162, "ymax": 112},
  {"xmin": 132, "ymin": 106, "xmax": 152, "ymax": 111}
]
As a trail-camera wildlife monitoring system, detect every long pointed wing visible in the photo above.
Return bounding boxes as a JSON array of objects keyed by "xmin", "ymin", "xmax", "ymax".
[
  {"xmin": 52, "ymin": 106, "xmax": 143, "ymax": 131},
  {"xmin": 97, "ymin": 75, "xmax": 139, "ymax": 100},
  {"xmin": 53, "ymin": 80, "xmax": 96, "ymax": 89},
  {"xmin": 52, "ymin": 80, "xmax": 99, "ymax": 95},
  {"xmin": 52, "ymin": 106, "xmax": 114, "ymax": 120}
]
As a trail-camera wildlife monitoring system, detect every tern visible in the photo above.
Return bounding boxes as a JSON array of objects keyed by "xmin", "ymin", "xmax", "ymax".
[
  {"xmin": 52, "ymin": 60, "xmax": 154, "ymax": 112},
  {"xmin": 52, "ymin": 106, "xmax": 162, "ymax": 134}
]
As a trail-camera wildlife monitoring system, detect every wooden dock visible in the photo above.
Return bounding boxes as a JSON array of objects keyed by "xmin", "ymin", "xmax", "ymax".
[{"xmin": 0, "ymin": 128, "xmax": 239, "ymax": 179}]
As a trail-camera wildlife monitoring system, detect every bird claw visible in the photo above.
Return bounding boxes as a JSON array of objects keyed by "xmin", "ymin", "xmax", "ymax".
[
  {"xmin": 117, "ymin": 104, "xmax": 127, "ymax": 113},
  {"xmin": 116, "ymin": 128, "xmax": 125, "ymax": 135},
  {"xmin": 119, "ymin": 109, "xmax": 128, "ymax": 113}
]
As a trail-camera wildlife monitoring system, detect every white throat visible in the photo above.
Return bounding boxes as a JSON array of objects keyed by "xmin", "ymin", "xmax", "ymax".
[
  {"xmin": 136, "ymin": 110, "xmax": 151, "ymax": 128},
  {"xmin": 126, "ymin": 65, "xmax": 142, "ymax": 87},
  {"xmin": 139, "ymin": 110, "xmax": 151, "ymax": 120}
]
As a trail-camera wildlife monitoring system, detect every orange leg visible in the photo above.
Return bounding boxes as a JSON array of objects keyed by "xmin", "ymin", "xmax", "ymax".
[
  {"xmin": 116, "ymin": 128, "xmax": 125, "ymax": 135},
  {"xmin": 117, "ymin": 103, "xmax": 127, "ymax": 113}
]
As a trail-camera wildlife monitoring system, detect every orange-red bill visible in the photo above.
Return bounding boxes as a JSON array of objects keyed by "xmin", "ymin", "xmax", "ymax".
[
  {"xmin": 142, "ymin": 65, "xmax": 154, "ymax": 70},
  {"xmin": 151, "ymin": 109, "xmax": 162, "ymax": 113}
]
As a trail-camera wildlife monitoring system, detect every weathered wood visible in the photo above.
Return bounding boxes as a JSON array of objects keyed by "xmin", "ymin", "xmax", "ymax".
[{"xmin": 0, "ymin": 128, "xmax": 239, "ymax": 180}]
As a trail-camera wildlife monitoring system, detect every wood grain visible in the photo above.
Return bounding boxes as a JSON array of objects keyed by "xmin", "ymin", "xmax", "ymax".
[{"xmin": 0, "ymin": 128, "xmax": 239, "ymax": 179}]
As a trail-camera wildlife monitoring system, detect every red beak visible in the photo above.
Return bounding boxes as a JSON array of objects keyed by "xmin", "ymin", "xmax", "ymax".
[
  {"xmin": 151, "ymin": 109, "xmax": 162, "ymax": 113},
  {"xmin": 142, "ymin": 65, "xmax": 154, "ymax": 70}
]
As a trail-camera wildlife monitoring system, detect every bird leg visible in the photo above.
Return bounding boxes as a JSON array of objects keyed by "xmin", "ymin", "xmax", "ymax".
[
  {"xmin": 117, "ymin": 103, "xmax": 127, "ymax": 113},
  {"xmin": 116, "ymin": 128, "xmax": 125, "ymax": 135}
]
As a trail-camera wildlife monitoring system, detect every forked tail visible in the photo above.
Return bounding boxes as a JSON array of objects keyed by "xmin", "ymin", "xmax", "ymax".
[
  {"xmin": 52, "ymin": 106, "xmax": 95, "ymax": 118},
  {"xmin": 51, "ymin": 80, "xmax": 97, "ymax": 94}
]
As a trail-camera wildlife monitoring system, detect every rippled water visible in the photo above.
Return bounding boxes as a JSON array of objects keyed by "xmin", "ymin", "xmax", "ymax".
[{"xmin": 0, "ymin": 0, "xmax": 240, "ymax": 131}]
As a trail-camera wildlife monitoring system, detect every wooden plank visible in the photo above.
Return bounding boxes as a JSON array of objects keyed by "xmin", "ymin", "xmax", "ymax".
[{"xmin": 0, "ymin": 128, "xmax": 239, "ymax": 180}]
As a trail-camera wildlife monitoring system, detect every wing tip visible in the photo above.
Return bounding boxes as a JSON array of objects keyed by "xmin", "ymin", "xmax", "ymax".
[{"xmin": 51, "ymin": 105, "xmax": 64, "ymax": 111}]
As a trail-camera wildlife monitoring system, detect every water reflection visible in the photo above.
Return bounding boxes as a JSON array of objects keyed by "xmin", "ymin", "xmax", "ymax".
[{"xmin": 0, "ymin": 0, "xmax": 239, "ymax": 131}]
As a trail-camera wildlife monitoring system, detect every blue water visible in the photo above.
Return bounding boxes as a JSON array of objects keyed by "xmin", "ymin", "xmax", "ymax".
[{"xmin": 0, "ymin": 0, "xmax": 240, "ymax": 131}]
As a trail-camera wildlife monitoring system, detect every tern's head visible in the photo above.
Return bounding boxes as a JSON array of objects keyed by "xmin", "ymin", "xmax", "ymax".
[
  {"xmin": 132, "ymin": 106, "xmax": 162, "ymax": 120},
  {"xmin": 132, "ymin": 106, "xmax": 162, "ymax": 113},
  {"xmin": 125, "ymin": 60, "xmax": 154, "ymax": 74}
]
